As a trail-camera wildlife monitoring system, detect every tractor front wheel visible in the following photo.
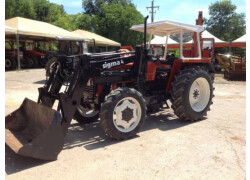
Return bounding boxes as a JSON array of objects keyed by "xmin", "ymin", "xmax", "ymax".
[
  {"xmin": 100, "ymin": 88, "xmax": 147, "ymax": 140},
  {"xmin": 170, "ymin": 66, "xmax": 214, "ymax": 121},
  {"xmin": 46, "ymin": 57, "xmax": 57, "ymax": 78}
]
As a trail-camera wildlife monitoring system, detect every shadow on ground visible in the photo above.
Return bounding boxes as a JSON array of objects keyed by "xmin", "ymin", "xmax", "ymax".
[
  {"xmin": 33, "ymin": 80, "xmax": 46, "ymax": 84},
  {"xmin": 5, "ymin": 146, "xmax": 49, "ymax": 175},
  {"xmin": 5, "ymin": 109, "xmax": 205, "ymax": 175},
  {"xmin": 63, "ymin": 110, "xmax": 204, "ymax": 151}
]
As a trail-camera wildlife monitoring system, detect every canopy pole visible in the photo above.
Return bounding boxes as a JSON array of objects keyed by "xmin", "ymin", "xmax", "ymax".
[
  {"xmin": 16, "ymin": 33, "xmax": 21, "ymax": 70},
  {"xmin": 229, "ymin": 41, "xmax": 232, "ymax": 54},
  {"xmin": 106, "ymin": 45, "xmax": 108, "ymax": 52},
  {"xmin": 180, "ymin": 30, "xmax": 183, "ymax": 59},
  {"xmin": 148, "ymin": 32, "xmax": 153, "ymax": 49},
  {"xmin": 196, "ymin": 32, "xmax": 201, "ymax": 58},
  {"xmin": 163, "ymin": 33, "xmax": 169, "ymax": 59}
]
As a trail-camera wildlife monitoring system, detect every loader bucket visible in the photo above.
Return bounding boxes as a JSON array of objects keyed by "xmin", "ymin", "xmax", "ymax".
[{"xmin": 5, "ymin": 98, "xmax": 64, "ymax": 160}]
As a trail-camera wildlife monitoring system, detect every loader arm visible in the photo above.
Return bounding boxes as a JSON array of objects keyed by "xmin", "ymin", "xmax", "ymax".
[{"xmin": 5, "ymin": 55, "xmax": 89, "ymax": 160}]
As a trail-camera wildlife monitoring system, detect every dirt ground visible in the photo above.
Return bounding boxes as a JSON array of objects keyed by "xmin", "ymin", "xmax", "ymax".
[{"xmin": 5, "ymin": 69, "xmax": 246, "ymax": 180}]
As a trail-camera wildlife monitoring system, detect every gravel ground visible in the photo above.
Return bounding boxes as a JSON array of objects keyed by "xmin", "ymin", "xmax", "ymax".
[{"xmin": 5, "ymin": 69, "xmax": 246, "ymax": 180}]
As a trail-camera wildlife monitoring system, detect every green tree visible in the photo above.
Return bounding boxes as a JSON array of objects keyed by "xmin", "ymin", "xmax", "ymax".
[
  {"xmin": 5, "ymin": 0, "xmax": 36, "ymax": 19},
  {"xmin": 5, "ymin": 0, "xmax": 17, "ymax": 19},
  {"xmin": 82, "ymin": 0, "xmax": 144, "ymax": 47},
  {"xmin": 47, "ymin": 3, "xmax": 65, "ymax": 23},
  {"xmin": 71, "ymin": 13, "xmax": 93, "ymax": 31},
  {"xmin": 205, "ymin": 0, "xmax": 245, "ymax": 42},
  {"xmin": 52, "ymin": 14, "xmax": 77, "ymax": 31},
  {"xmin": 5, "ymin": 0, "xmax": 65, "ymax": 24},
  {"xmin": 82, "ymin": 0, "xmax": 132, "ymax": 15},
  {"xmin": 32, "ymin": 0, "xmax": 50, "ymax": 22}
]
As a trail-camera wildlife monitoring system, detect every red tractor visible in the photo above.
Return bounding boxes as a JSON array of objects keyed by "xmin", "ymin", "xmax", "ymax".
[
  {"xmin": 5, "ymin": 16, "xmax": 215, "ymax": 160},
  {"xmin": 5, "ymin": 41, "xmax": 25, "ymax": 70},
  {"xmin": 19, "ymin": 41, "xmax": 46, "ymax": 68}
]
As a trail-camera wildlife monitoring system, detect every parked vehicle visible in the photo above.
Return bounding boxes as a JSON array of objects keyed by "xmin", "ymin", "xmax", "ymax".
[
  {"xmin": 45, "ymin": 40, "xmax": 89, "ymax": 78},
  {"xmin": 216, "ymin": 53, "xmax": 246, "ymax": 80},
  {"xmin": 20, "ymin": 41, "xmax": 46, "ymax": 68},
  {"xmin": 5, "ymin": 16, "xmax": 214, "ymax": 160},
  {"xmin": 5, "ymin": 41, "xmax": 25, "ymax": 70}
]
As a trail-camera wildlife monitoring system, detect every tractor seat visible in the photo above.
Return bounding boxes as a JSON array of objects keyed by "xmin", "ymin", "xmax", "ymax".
[{"xmin": 160, "ymin": 54, "xmax": 176, "ymax": 65}]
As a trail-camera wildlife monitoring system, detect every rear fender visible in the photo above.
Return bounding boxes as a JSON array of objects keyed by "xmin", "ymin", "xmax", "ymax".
[
  {"xmin": 165, "ymin": 59, "xmax": 182, "ymax": 94},
  {"xmin": 165, "ymin": 59, "xmax": 213, "ymax": 94}
]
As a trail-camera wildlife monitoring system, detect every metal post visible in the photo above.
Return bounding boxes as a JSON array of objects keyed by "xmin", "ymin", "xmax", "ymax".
[
  {"xmin": 16, "ymin": 33, "xmax": 21, "ymax": 70},
  {"xmin": 180, "ymin": 30, "xmax": 183, "ymax": 59},
  {"xmin": 229, "ymin": 41, "xmax": 232, "ymax": 54},
  {"xmin": 163, "ymin": 33, "xmax": 169, "ymax": 59},
  {"xmin": 196, "ymin": 32, "xmax": 201, "ymax": 58},
  {"xmin": 148, "ymin": 33, "xmax": 153, "ymax": 49},
  {"xmin": 106, "ymin": 45, "xmax": 108, "ymax": 52},
  {"xmin": 151, "ymin": 1, "xmax": 154, "ymax": 22}
]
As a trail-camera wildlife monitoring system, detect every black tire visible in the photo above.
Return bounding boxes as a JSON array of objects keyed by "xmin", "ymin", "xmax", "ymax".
[
  {"xmin": 46, "ymin": 57, "xmax": 57, "ymax": 78},
  {"xmin": 5, "ymin": 57, "xmax": 16, "ymax": 70},
  {"xmin": 20, "ymin": 58, "xmax": 28, "ymax": 69},
  {"xmin": 27, "ymin": 56, "xmax": 38, "ymax": 68},
  {"xmin": 100, "ymin": 87, "xmax": 147, "ymax": 140},
  {"xmin": 170, "ymin": 66, "xmax": 214, "ymax": 121},
  {"xmin": 38, "ymin": 58, "xmax": 47, "ymax": 68},
  {"xmin": 74, "ymin": 103, "xmax": 99, "ymax": 124}
]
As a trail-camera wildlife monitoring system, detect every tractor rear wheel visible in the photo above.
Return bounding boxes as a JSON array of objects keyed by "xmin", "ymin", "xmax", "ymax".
[
  {"xmin": 27, "ymin": 56, "xmax": 38, "ymax": 68},
  {"xmin": 5, "ymin": 57, "xmax": 16, "ymax": 70},
  {"xmin": 170, "ymin": 66, "xmax": 214, "ymax": 121},
  {"xmin": 100, "ymin": 87, "xmax": 146, "ymax": 140}
]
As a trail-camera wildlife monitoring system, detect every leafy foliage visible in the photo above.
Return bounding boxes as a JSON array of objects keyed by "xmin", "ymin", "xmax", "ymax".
[
  {"xmin": 6, "ymin": 0, "xmax": 36, "ymax": 19},
  {"xmin": 82, "ymin": 0, "xmax": 132, "ymax": 15},
  {"xmin": 82, "ymin": 0, "xmax": 144, "ymax": 47},
  {"xmin": 205, "ymin": 0, "xmax": 245, "ymax": 42},
  {"xmin": 5, "ymin": 0, "xmax": 65, "ymax": 23}
]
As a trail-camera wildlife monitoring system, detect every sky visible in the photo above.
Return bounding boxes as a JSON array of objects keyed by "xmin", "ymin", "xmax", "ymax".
[{"xmin": 49, "ymin": 0, "xmax": 246, "ymax": 24}]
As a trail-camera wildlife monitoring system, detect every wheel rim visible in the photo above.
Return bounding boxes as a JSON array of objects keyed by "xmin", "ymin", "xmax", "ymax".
[
  {"xmin": 5, "ymin": 59, "xmax": 12, "ymax": 68},
  {"xmin": 77, "ymin": 105, "xmax": 99, "ymax": 118},
  {"xmin": 28, "ymin": 58, "xmax": 34, "ymax": 67},
  {"xmin": 21, "ymin": 59, "xmax": 26, "ymax": 68},
  {"xmin": 113, "ymin": 97, "xmax": 142, "ymax": 133},
  {"xmin": 189, "ymin": 77, "xmax": 210, "ymax": 112}
]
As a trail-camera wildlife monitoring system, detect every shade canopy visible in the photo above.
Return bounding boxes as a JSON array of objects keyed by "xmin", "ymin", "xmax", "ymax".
[
  {"xmin": 233, "ymin": 34, "xmax": 246, "ymax": 43},
  {"xmin": 5, "ymin": 25, "xmax": 17, "ymax": 35},
  {"xmin": 5, "ymin": 17, "xmax": 83, "ymax": 40},
  {"xmin": 231, "ymin": 34, "xmax": 246, "ymax": 47},
  {"xmin": 131, "ymin": 20, "xmax": 204, "ymax": 36},
  {"xmin": 72, "ymin": 30, "xmax": 121, "ymax": 47},
  {"xmin": 185, "ymin": 30, "xmax": 229, "ymax": 47},
  {"xmin": 150, "ymin": 35, "xmax": 178, "ymax": 45}
]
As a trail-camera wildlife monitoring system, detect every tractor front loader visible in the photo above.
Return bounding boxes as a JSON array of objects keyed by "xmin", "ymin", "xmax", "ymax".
[{"xmin": 5, "ymin": 16, "xmax": 215, "ymax": 160}]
